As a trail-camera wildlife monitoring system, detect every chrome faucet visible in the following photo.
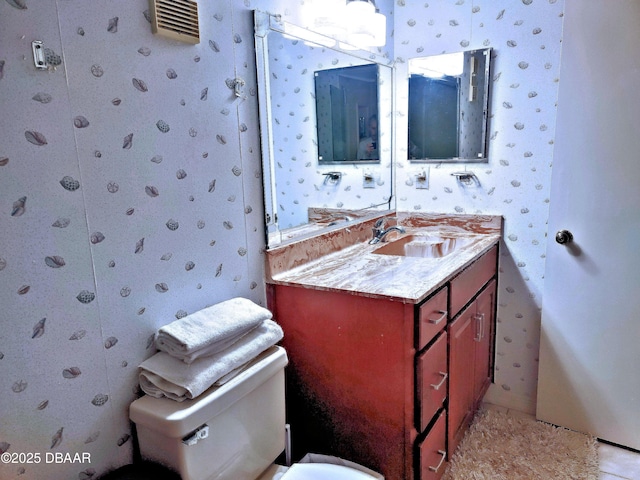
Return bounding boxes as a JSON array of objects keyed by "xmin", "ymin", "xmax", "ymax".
[{"xmin": 369, "ymin": 219, "xmax": 405, "ymax": 244}]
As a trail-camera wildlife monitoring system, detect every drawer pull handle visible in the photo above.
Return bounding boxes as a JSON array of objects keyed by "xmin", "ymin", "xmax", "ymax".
[
  {"xmin": 474, "ymin": 313, "xmax": 485, "ymax": 341},
  {"xmin": 427, "ymin": 310, "xmax": 447, "ymax": 325},
  {"xmin": 430, "ymin": 372, "xmax": 448, "ymax": 391},
  {"xmin": 428, "ymin": 450, "xmax": 447, "ymax": 472}
]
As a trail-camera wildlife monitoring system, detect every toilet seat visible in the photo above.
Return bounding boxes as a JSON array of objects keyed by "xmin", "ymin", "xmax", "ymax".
[{"xmin": 281, "ymin": 463, "xmax": 378, "ymax": 479}]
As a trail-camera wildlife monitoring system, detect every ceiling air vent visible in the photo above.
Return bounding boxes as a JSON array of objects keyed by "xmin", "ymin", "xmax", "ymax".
[{"xmin": 149, "ymin": 0, "xmax": 200, "ymax": 44}]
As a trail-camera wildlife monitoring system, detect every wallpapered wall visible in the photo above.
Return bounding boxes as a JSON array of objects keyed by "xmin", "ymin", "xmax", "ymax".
[
  {"xmin": 394, "ymin": 0, "xmax": 564, "ymax": 412},
  {"xmin": 265, "ymin": 32, "xmax": 393, "ymax": 230},
  {"xmin": 0, "ymin": 0, "xmax": 295, "ymax": 478},
  {"xmin": 1, "ymin": 0, "xmax": 560, "ymax": 478}
]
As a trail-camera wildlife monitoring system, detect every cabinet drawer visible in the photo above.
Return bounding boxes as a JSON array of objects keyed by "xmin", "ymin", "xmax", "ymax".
[
  {"xmin": 450, "ymin": 245, "xmax": 497, "ymax": 317},
  {"xmin": 417, "ymin": 331, "xmax": 448, "ymax": 433},
  {"xmin": 418, "ymin": 409, "xmax": 447, "ymax": 480},
  {"xmin": 417, "ymin": 286, "xmax": 448, "ymax": 351}
]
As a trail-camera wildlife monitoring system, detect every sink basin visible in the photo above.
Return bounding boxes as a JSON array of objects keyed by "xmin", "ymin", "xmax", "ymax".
[{"xmin": 372, "ymin": 234, "xmax": 472, "ymax": 258}]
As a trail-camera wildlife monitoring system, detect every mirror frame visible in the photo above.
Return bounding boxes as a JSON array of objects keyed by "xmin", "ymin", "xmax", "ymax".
[
  {"xmin": 407, "ymin": 48, "xmax": 492, "ymax": 164},
  {"xmin": 254, "ymin": 11, "xmax": 395, "ymax": 248}
]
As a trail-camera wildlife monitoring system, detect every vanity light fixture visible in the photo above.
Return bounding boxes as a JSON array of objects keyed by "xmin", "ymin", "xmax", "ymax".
[
  {"xmin": 280, "ymin": 20, "xmax": 337, "ymax": 48},
  {"xmin": 305, "ymin": 0, "xmax": 346, "ymax": 46},
  {"xmin": 345, "ymin": 0, "xmax": 386, "ymax": 48},
  {"xmin": 409, "ymin": 52, "xmax": 464, "ymax": 78},
  {"xmin": 301, "ymin": 0, "xmax": 386, "ymax": 49}
]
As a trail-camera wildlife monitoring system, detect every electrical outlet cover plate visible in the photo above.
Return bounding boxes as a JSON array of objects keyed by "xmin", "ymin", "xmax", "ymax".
[
  {"xmin": 363, "ymin": 174, "xmax": 376, "ymax": 189},
  {"xmin": 415, "ymin": 170, "xmax": 429, "ymax": 189}
]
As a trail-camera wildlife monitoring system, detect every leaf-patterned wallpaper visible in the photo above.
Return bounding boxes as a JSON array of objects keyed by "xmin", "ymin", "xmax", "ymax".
[
  {"xmin": 394, "ymin": 0, "xmax": 564, "ymax": 412},
  {"xmin": 0, "ymin": 0, "xmax": 278, "ymax": 478},
  {"xmin": 266, "ymin": 33, "xmax": 393, "ymax": 229},
  {"xmin": 1, "ymin": 0, "xmax": 564, "ymax": 478}
]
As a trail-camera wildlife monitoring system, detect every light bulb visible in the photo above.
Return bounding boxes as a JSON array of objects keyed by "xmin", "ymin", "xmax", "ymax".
[
  {"xmin": 371, "ymin": 11, "xmax": 386, "ymax": 47},
  {"xmin": 345, "ymin": 1, "xmax": 385, "ymax": 48}
]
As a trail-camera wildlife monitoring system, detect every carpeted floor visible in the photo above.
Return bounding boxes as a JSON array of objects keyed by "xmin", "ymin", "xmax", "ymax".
[{"xmin": 442, "ymin": 408, "xmax": 599, "ymax": 480}]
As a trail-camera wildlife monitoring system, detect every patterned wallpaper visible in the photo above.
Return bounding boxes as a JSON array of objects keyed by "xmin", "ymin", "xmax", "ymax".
[
  {"xmin": 394, "ymin": 0, "xmax": 564, "ymax": 412},
  {"xmin": 265, "ymin": 30, "xmax": 393, "ymax": 230},
  {"xmin": 0, "ymin": 0, "xmax": 276, "ymax": 478},
  {"xmin": 1, "ymin": 0, "xmax": 561, "ymax": 478}
]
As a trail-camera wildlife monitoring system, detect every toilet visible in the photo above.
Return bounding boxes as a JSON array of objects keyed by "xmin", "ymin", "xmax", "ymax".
[{"xmin": 129, "ymin": 346, "xmax": 382, "ymax": 480}]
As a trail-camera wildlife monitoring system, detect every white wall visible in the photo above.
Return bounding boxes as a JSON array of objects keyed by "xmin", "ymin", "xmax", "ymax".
[
  {"xmin": 0, "ymin": 1, "xmax": 270, "ymax": 478},
  {"xmin": 0, "ymin": 1, "xmax": 564, "ymax": 478}
]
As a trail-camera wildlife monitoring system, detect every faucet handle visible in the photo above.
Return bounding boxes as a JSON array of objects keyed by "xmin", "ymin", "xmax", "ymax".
[
  {"xmin": 369, "ymin": 218, "xmax": 386, "ymax": 244},
  {"xmin": 373, "ymin": 218, "xmax": 385, "ymax": 236}
]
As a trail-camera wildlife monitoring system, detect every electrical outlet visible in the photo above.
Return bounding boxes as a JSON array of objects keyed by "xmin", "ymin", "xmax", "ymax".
[
  {"xmin": 415, "ymin": 170, "xmax": 429, "ymax": 189},
  {"xmin": 363, "ymin": 172, "xmax": 376, "ymax": 188}
]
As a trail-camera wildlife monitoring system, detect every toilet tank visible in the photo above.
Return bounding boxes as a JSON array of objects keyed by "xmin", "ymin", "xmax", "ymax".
[{"xmin": 130, "ymin": 346, "xmax": 288, "ymax": 480}]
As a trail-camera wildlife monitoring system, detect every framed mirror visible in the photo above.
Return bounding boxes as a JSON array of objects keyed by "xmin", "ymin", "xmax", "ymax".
[
  {"xmin": 315, "ymin": 64, "xmax": 380, "ymax": 163},
  {"xmin": 254, "ymin": 11, "xmax": 394, "ymax": 248},
  {"xmin": 408, "ymin": 48, "xmax": 491, "ymax": 163}
]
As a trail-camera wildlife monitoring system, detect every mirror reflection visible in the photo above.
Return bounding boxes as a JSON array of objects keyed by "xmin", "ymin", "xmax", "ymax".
[
  {"xmin": 408, "ymin": 48, "xmax": 491, "ymax": 163},
  {"xmin": 315, "ymin": 64, "xmax": 380, "ymax": 163},
  {"xmin": 254, "ymin": 12, "xmax": 393, "ymax": 248}
]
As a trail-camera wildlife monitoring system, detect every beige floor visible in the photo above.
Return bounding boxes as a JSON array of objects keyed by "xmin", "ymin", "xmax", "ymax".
[
  {"xmin": 482, "ymin": 403, "xmax": 640, "ymax": 480},
  {"xmin": 598, "ymin": 443, "xmax": 640, "ymax": 480}
]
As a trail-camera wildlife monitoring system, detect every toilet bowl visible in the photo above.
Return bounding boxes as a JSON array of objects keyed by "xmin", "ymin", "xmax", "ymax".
[
  {"xmin": 259, "ymin": 462, "xmax": 379, "ymax": 480},
  {"xmin": 130, "ymin": 346, "xmax": 382, "ymax": 480}
]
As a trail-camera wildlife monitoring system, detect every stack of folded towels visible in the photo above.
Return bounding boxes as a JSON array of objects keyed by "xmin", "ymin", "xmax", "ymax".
[{"xmin": 138, "ymin": 297, "xmax": 284, "ymax": 402}]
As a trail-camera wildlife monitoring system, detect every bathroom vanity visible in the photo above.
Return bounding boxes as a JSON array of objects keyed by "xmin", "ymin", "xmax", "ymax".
[{"xmin": 266, "ymin": 214, "xmax": 501, "ymax": 480}]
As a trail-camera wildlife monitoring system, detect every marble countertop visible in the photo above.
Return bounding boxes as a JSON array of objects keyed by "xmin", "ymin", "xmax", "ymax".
[{"xmin": 268, "ymin": 214, "xmax": 502, "ymax": 304}]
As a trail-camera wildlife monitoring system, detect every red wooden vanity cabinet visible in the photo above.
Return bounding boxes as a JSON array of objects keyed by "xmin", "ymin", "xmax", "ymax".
[
  {"xmin": 447, "ymin": 279, "xmax": 496, "ymax": 456},
  {"xmin": 268, "ymin": 244, "xmax": 498, "ymax": 480}
]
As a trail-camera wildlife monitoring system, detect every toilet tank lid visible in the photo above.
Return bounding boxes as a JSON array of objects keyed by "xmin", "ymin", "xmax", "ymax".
[{"xmin": 130, "ymin": 346, "xmax": 288, "ymax": 438}]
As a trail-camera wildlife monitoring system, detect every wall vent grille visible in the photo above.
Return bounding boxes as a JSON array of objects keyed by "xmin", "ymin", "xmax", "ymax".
[{"xmin": 149, "ymin": 0, "xmax": 200, "ymax": 44}]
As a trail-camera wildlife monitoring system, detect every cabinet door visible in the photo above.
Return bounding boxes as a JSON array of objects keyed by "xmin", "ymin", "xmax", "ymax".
[
  {"xmin": 473, "ymin": 280, "xmax": 496, "ymax": 403},
  {"xmin": 418, "ymin": 410, "xmax": 447, "ymax": 480},
  {"xmin": 447, "ymin": 305, "xmax": 475, "ymax": 456},
  {"xmin": 417, "ymin": 331, "xmax": 448, "ymax": 432}
]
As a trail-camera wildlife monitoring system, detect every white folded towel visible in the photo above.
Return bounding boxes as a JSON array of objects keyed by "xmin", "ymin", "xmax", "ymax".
[
  {"xmin": 139, "ymin": 319, "xmax": 284, "ymax": 402},
  {"xmin": 155, "ymin": 297, "xmax": 272, "ymax": 364}
]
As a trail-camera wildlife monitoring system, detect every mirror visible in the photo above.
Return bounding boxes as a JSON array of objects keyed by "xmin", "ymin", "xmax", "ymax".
[
  {"xmin": 254, "ymin": 11, "xmax": 394, "ymax": 247},
  {"xmin": 408, "ymin": 48, "xmax": 491, "ymax": 163},
  {"xmin": 315, "ymin": 64, "xmax": 379, "ymax": 163}
]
